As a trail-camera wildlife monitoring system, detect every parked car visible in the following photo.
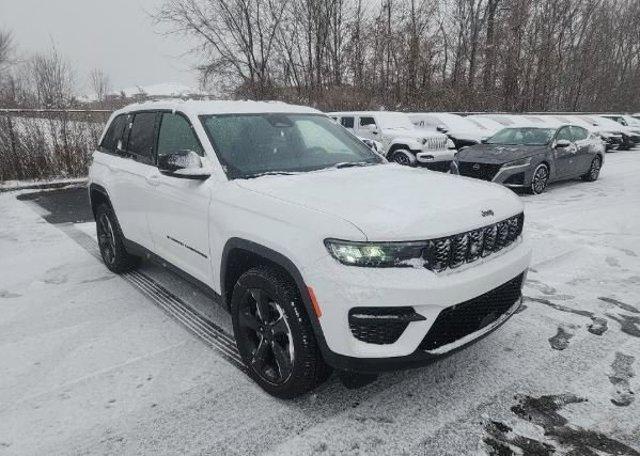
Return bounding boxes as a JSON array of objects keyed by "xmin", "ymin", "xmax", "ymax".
[
  {"xmin": 600, "ymin": 114, "xmax": 640, "ymax": 144},
  {"xmin": 329, "ymin": 111, "xmax": 455, "ymax": 171},
  {"xmin": 89, "ymin": 100, "xmax": 531, "ymax": 398},
  {"xmin": 452, "ymin": 124, "xmax": 605, "ymax": 194},
  {"xmin": 408, "ymin": 112, "xmax": 490, "ymax": 148},
  {"xmin": 579, "ymin": 115, "xmax": 638, "ymax": 150}
]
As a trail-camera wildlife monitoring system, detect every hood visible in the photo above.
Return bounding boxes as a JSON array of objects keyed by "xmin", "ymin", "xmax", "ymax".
[
  {"xmin": 456, "ymin": 144, "xmax": 547, "ymax": 164},
  {"xmin": 446, "ymin": 127, "xmax": 487, "ymax": 142},
  {"xmin": 235, "ymin": 164, "xmax": 523, "ymax": 241}
]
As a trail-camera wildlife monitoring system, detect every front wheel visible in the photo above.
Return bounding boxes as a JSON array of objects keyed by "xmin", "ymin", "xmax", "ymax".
[
  {"xmin": 529, "ymin": 163, "xmax": 549, "ymax": 194},
  {"xmin": 582, "ymin": 155, "xmax": 602, "ymax": 182},
  {"xmin": 231, "ymin": 266, "xmax": 331, "ymax": 398},
  {"xmin": 392, "ymin": 149, "xmax": 414, "ymax": 166}
]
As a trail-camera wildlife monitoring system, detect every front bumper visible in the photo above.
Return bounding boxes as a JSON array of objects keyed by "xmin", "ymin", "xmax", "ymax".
[
  {"xmin": 451, "ymin": 160, "xmax": 531, "ymax": 188},
  {"xmin": 303, "ymin": 236, "xmax": 531, "ymax": 372}
]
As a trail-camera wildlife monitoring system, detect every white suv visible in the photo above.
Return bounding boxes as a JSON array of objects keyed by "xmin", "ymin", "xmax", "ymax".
[
  {"xmin": 89, "ymin": 100, "xmax": 531, "ymax": 398},
  {"xmin": 329, "ymin": 111, "xmax": 456, "ymax": 171}
]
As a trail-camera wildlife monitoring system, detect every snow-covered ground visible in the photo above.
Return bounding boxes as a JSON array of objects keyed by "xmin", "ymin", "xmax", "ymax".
[{"xmin": 1, "ymin": 151, "xmax": 639, "ymax": 455}]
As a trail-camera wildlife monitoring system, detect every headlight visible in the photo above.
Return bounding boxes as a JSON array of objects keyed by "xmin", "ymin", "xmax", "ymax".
[
  {"xmin": 446, "ymin": 138, "xmax": 456, "ymax": 149},
  {"xmin": 421, "ymin": 138, "xmax": 427, "ymax": 145},
  {"xmin": 505, "ymin": 157, "xmax": 531, "ymax": 167},
  {"xmin": 324, "ymin": 239, "xmax": 426, "ymax": 267}
]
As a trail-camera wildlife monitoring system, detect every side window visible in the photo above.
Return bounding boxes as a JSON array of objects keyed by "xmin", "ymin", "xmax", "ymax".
[
  {"xmin": 571, "ymin": 126, "xmax": 588, "ymax": 141},
  {"xmin": 100, "ymin": 114, "xmax": 126, "ymax": 153},
  {"xmin": 340, "ymin": 117, "xmax": 355, "ymax": 129},
  {"xmin": 359, "ymin": 117, "xmax": 376, "ymax": 127},
  {"xmin": 556, "ymin": 126, "xmax": 573, "ymax": 142},
  {"xmin": 126, "ymin": 112, "xmax": 157, "ymax": 161},
  {"xmin": 157, "ymin": 113, "xmax": 203, "ymax": 158}
]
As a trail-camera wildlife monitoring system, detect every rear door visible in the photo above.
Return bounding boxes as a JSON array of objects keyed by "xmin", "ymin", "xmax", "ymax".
[
  {"xmin": 144, "ymin": 112, "xmax": 213, "ymax": 283},
  {"xmin": 570, "ymin": 126, "xmax": 595, "ymax": 174},
  {"xmin": 553, "ymin": 126, "xmax": 578, "ymax": 177},
  {"xmin": 108, "ymin": 111, "xmax": 158, "ymax": 249}
]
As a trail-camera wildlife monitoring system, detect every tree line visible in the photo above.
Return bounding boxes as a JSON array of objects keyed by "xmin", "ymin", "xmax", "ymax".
[{"xmin": 155, "ymin": 0, "xmax": 640, "ymax": 112}]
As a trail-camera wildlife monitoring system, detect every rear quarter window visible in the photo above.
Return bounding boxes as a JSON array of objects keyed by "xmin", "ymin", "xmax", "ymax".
[{"xmin": 100, "ymin": 114, "xmax": 127, "ymax": 153}]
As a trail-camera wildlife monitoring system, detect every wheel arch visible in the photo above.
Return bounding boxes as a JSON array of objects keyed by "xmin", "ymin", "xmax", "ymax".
[
  {"xmin": 220, "ymin": 238, "xmax": 328, "ymax": 352},
  {"xmin": 88, "ymin": 183, "xmax": 113, "ymax": 218}
]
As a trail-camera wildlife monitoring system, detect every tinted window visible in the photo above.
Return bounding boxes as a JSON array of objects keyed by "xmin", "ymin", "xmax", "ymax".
[
  {"xmin": 157, "ymin": 113, "xmax": 203, "ymax": 158},
  {"xmin": 571, "ymin": 126, "xmax": 588, "ymax": 141},
  {"xmin": 127, "ymin": 112, "xmax": 157, "ymax": 160},
  {"xmin": 360, "ymin": 117, "xmax": 376, "ymax": 127},
  {"xmin": 487, "ymin": 127, "xmax": 555, "ymax": 145},
  {"xmin": 340, "ymin": 117, "xmax": 354, "ymax": 128},
  {"xmin": 556, "ymin": 126, "xmax": 573, "ymax": 142},
  {"xmin": 100, "ymin": 114, "xmax": 127, "ymax": 152}
]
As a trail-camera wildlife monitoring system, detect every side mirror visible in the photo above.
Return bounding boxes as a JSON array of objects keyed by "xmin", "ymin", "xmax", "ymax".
[
  {"xmin": 361, "ymin": 123, "xmax": 378, "ymax": 134},
  {"xmin": 158, "ymin": 150, "xmax": 211, "ymax": 180},
  {"xmin": 555, "ymin": 139, "xmax": 571, "ymax": 148},
  {"xmin": 436, "ymin": 124, "xmax": 449, "ymax": 133},
  {"xmin": 480, "ymin": 137, "xmax": 489, "ymax": 144}
]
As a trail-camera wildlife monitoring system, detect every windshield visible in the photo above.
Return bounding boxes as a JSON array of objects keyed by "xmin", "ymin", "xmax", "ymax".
[
  {"xmin": 487, "ymin": 127, "xmax": 556, "ymax": 145},
  {"xmin": 200, "ymin": 113, "xmax": 383, "ymax": 179},
  {"xmin": 376, "ymin": 113, "xmax": 414, "ymax": 129}
]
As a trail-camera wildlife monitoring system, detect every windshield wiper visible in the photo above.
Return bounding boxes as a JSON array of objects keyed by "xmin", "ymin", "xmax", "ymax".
[
  {"xmin": 241, "ymin": 171, "xmax": 296, "ymax": 179},
  {"xmin": 332, "ymin": 161, "xmax": 375, "ymax": 169}
]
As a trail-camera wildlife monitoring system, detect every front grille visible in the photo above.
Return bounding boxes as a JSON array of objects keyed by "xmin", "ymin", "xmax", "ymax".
[
  {"xmin": 424, "ymin": 161, "xmax": 452, "ymax": 172},
  {"xmin": 348, "ymin": 307, "xmax": 424, "ymax": 344},
  {"xmin": 419, "ymin": 273, "xmax": 524, "ymax": 351},
  {"xmin": 423, "ymin": 213, "xmax": 524, "ymax": 273},
  {"xmin": 457, "ymin": 162, "xmax": 503, "ymax": 181},
  {"xmin": 424, "ymin": 137, "xmax": 448, "ymax": 150}
]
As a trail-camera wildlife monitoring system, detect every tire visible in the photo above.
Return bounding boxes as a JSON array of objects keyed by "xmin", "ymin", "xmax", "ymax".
[
  {"xmin": 95, "ymin": 203, "xmax": 140, "ymax": 273},
  {"xmin": 392, "ymin": 149, "xmax": 414, "ymax": 166},
  {"xmin": 528, "ymin": 163, "xmax": 549, "ymax": 194},
  {"xmin": 231, "ymin": 266, "xmax": 331, "ymax": 398},
  {"xmin": 582, "ymin": 155, "xmax": 602, "ymax": 182}
]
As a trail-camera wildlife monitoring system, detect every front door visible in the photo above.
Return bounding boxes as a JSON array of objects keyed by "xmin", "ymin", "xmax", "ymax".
[
  {"xmin": 553, "ymin": 126, "xmax": 579, "ymax": 177},
  {"xmin": 145, "ymin": 112, "xmax": 213, "ymax": 284}
]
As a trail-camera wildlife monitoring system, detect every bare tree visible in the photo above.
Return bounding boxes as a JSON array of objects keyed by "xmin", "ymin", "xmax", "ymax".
[
  {"xmin": 0, "ymin": 29, "xmax": 14, "ymax": 71},
  {"xmin": 28, "ymin": 45, "xmax": 75, "ymax": 108},
  {"xmin": 89, "ymin": 68, "xmax": 111, "ymax": 102}
]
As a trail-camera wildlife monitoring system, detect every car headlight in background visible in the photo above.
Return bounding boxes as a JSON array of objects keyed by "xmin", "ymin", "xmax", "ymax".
[
  {"xmin": 324, "ymin": 239, "xmax": 425, "ymax": 267},
  {"xmin": 446, "ymin": 138, "xmax": 456, "ymax": 149},
  {"xmin": 504, "ymin": 157, "xmax": 531, "ymax": 167}
]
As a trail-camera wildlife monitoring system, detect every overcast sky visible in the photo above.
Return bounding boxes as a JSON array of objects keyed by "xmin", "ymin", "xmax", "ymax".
[{"xmin": 0, "ymin": 0, "xmax": 199, "ymax": 94}]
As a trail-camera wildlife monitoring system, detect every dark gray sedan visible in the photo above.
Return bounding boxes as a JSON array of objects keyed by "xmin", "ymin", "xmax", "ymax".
[{"xmin": 451, "ymin": 125, "xmax": 605, "ymax": 194}]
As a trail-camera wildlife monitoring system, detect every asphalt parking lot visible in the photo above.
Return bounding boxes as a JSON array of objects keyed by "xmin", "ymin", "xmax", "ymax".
[{"xmin": 1, "ymin": 151, "xmax": 640, "ymax": 455}]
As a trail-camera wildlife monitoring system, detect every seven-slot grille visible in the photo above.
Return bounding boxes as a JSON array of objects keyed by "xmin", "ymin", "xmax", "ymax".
[
  {"xmin": 457, "ymin": 162, "xmax": 503, "ymax": 181},
  {"xmin": 418, "ymin": 273, "xmax": 524, "ymax": 351},
  {"xmin": 423, "ymin": 137, "xmax": 448, "ymax": 150},
  {"xmin": 423, "ymin": 213, "xmax": 524, "ymax": 273}
]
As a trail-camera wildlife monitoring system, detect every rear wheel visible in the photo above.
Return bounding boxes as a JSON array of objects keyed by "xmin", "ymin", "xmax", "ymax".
[
  {"xmin": 529, "ymin": 164, "xmax": 549, "ymax": 194},
  {"xmin": 95, "ymin": 204, "xmax": 139, "ymax": 273},
  {"xmin": 231, "ymin": 266, "xmax": 331, "ymax": 398},
  {"xmin": 582, "ymin": 155, "xmax": 602, "ymax": 182}
]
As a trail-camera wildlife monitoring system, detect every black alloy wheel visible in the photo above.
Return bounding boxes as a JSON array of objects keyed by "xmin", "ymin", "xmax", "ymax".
[
  {"xmin": 582, "ymin": 156, "xmax": 602, "ymax": 182},
  {"xmin": 237, "ymin": 287, "xmax": 295, "ymax": 386},
  {"xmin": 530, "ymin": 164, "xmax": 549, "ymax": 194},
  {"xmin": 97, "ymin": 212, "xmax": 116, "ymax": 266},
  {"xmin": 231, "ymin": 266, "xmax": 331, "ymax": 398},
  {"xmin": 393, "ymin": 150, "xmax": 412, "ymax": 166},
  {"xmin": 95, "ymin": 204, "xmax": 139, "ymax": 273}
]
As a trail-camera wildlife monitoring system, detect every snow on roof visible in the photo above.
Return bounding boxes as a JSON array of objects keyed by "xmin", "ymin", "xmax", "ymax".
[{"xmin": 113, "ymin": 99, "xmax": 322, "ymax": 117}]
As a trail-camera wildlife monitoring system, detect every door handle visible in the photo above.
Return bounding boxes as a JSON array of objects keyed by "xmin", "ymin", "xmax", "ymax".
[{"xmin": 146, "ymin": 174, "xmax": 161, "ymax": 186}]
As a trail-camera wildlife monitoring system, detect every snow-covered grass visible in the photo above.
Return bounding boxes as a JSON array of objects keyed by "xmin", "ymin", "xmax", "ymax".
[{"xmin": 1, "ymin": 150, "xmax": 639, "ymax": 455}]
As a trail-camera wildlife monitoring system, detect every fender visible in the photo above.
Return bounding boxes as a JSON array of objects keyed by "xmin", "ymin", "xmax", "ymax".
[
  {"xmin": 88, "ymin": 183, "xmax": 113, "ymax": 216},
  {"xmin": 220, "ymin": 237, "xmax": 332, "ymax": 360}
]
